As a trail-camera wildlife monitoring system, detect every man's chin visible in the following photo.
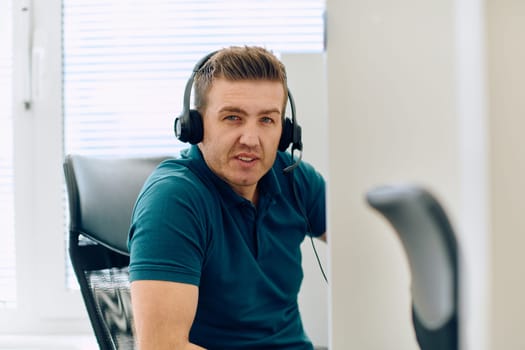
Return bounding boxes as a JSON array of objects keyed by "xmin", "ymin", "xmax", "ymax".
[{"xmin": 233, "ymin": 177, "xmax": 259, "ymax": 187}]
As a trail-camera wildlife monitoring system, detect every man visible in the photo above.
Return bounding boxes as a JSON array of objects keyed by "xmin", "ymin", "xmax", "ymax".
[{"xmin": 128, "ymin": 46, "xmax": 326, "ymax": 350}]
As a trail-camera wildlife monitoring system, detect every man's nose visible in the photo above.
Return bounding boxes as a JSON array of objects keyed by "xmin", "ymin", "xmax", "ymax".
[{"xmin": 238, "ymin": 122, "xmax": 260, "ymax": 147}]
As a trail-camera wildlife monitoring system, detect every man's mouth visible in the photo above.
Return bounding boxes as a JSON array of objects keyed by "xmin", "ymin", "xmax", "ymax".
[{"xmin": 238, "ymin": 156, "xmax": 255, "ymax": 162}]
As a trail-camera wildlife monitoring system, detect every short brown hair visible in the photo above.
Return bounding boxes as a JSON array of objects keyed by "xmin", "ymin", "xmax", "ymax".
[{"xmin": 193, "ymin": 46, "xmax": 288, "ymax": 114}]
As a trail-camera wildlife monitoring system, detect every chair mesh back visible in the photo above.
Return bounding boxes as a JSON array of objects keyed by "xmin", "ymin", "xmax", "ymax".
[
  {"xmin": 70, "ymin": 234, "xmax": 136, "ymax": 350},
  {"xmin": 87, "ymin": 266, "xmax": 134, "ymax": 349}
]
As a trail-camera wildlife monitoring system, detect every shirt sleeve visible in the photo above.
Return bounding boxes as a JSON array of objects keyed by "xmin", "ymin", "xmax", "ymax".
[
  {"xmin": 128, "ymin": 171, "xmax": 209, "ymax": 286},
  {"xmin": 295, "ymin": 160, "xmax": 326, "ymax": 237}
]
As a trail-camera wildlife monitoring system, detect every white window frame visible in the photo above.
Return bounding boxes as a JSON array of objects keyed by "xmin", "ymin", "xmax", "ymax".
[{"xmin": 0, "ymin": 0, "xmax": 90, "ymax": 333}]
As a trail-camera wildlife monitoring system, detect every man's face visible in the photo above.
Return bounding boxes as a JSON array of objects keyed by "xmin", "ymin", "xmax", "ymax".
[{"xmin": 198, "ymin": 78, "xmax": 284, "ymax": 200}]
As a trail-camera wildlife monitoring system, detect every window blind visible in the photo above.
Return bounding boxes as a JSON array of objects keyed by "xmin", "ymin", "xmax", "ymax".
[
  {"xmin": 63, "ymin": 0, "xmax": 325, "ymax": 157},
  {"xmin": 0, "ymin": 0, "xmax": 16, "ymax": 308},
  {"xmin": 62, "ymin": 0, "xmax": 325, "ymax": 288}
]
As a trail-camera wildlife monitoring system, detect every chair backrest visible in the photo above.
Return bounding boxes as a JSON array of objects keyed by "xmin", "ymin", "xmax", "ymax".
[
  {"xmin": 63, "ymin": 154, "xmax": 171, "ymax": 350},
  {"xmin": 366, "ymin": 184, "xmax": 459, "ymax": 350}
]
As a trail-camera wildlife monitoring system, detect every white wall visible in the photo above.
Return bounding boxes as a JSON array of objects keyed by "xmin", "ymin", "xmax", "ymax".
[
  {"xmin": 487, "ymin": 1, "xmax": 525, "ymax": 349},
  {"xmin": 282, "ymin": 53, "xmax": 329, "ymax": 347},
  {"xmin": 325, "ymin": 1, "xmax": 489, "ymax": 349}
]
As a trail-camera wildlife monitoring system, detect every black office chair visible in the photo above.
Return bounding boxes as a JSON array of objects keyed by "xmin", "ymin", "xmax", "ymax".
[
  {"xmin": 63, "ymin": 154, "xmax": 170, "ymax": 350},
  {"xmin": 366, "ymin": 184, "xmax": 459, "ymax": 350}
]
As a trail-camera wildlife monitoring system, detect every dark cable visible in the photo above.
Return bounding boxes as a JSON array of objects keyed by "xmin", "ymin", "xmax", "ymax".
[{"xmin": 289, "ymin": 169, "xmax": 328, "ymax": 284}]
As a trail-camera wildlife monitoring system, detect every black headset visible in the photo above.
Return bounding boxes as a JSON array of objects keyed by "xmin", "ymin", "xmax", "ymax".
[{"xmin": 174, "ymin": 51, "xmax": 303, "ymax": 164}]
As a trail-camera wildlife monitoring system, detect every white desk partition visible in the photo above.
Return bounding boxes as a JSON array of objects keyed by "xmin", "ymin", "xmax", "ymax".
[{"xmin": 325, "ymin": 0, "xmax": 489, "ymax": 349}]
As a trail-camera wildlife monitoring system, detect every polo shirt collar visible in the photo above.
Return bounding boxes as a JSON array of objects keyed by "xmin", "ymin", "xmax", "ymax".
[{"xmin": 182, "ymin": 145, "xmax": 282, "ymax": 207}]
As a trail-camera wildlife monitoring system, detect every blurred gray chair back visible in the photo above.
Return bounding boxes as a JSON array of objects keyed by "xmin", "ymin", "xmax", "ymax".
[
  {"xmin": 366, "ymin": 184, "xmax": 459, "ymax": 350},
  {"xmin": 63, "ymin": 154, "xmax": 170, "ymax": 350}
]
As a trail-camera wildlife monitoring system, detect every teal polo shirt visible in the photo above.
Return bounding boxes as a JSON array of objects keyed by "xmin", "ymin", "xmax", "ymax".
[{"xmin": 128, "ymin": 145, "xmax": 326, "ymax": 350}]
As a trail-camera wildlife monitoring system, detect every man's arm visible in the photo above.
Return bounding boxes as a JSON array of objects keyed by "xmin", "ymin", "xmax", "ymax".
[
  {"xmin": 317, "ymin": 233, "xmax": 327, "ymax": 242},
  {"xmin": 131, "ymin": 280, "xmax": 206, "ymax": 350}
]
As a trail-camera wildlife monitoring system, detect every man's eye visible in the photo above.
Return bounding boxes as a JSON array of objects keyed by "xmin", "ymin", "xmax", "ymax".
[
  {"xmin": 261, "ymin": 117, "xmax": 275, "ymax": 124},
  {"xmin": 225, "ymin": 115, "xmax": 240, "ymax": 121}
]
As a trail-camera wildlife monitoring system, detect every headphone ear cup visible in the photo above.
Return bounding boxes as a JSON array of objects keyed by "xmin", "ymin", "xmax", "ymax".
[
  {"xmin": 279, "ymin": 118, "xmax": 293, "ymax": 152},
  {"xmin": 186, "ymin": 109, "xmax": 204, "ymax": 144},
  {"xmin": 175, "ymin": 109, "xmax": 203, "ymax": 144}
]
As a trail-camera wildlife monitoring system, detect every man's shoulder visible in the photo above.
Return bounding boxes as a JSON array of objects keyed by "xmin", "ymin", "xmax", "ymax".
[
  {"xmin": 139, "ymin": 158, "xmax": 211, "ymax": 201},
  {"xmin": 149, "ymin": 158, "xmax": 197, "ymax": 184}
]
